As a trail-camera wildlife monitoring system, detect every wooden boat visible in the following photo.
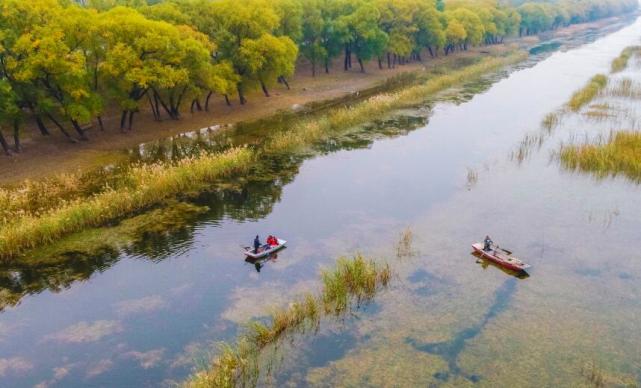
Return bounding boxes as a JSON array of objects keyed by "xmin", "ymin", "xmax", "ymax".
[
  {"xmin": 244, "ymin": 239, "xmax": 287, "ymax": 259},
  {"xmin": 471, "ymin": 243, "xmax": 531, "ymax": 272}
]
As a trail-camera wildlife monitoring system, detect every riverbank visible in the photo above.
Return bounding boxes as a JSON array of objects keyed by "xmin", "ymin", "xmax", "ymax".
[
  {"xmin": 0, "ymin": 15, "xmax": 630, "ymax": 184},
  {"xmin": 0, "ymin": 52, "xmax": 525, "ymax": 260}
]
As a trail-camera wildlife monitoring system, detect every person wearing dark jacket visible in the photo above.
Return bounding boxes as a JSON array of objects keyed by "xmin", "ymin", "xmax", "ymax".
[
  {"xmin": 483, "ymin": 235, "xmax": 493, "ymax": 251},
  {"xmin": 253, "ymin": 235, "xmax": 261, "ymax": 254}
]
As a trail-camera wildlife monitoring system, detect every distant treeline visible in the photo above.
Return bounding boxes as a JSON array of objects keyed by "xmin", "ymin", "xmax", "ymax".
[{"xmin": 0, "ymin": 0, "xmax": 637, "ymax": 153}]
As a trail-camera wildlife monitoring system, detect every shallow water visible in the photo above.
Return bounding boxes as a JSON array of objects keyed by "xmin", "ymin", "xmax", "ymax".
[{"xmin": 1, "ymin": 16, "xmax": 641, "ymax": 387}]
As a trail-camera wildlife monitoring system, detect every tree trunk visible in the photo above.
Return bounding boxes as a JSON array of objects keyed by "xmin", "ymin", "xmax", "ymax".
[
  {"xmin": 148, "ymin": 93, "xmax": 160, "ymax": 121},
  {"xmin": 224, "ymin": 94, "xmax": 232, "ymax": 106},
  {"xmin": 278, "ymin": 76, "xmax": 290, "ymax": 90},
  {"xmin": 195, "ymin": 99, "xmax": 202, "ymax": 111},
  {"xmin": 312, "ymin": 61, "xmax": 316, "ymax": 77},
  {"xmin": 97, "ymin": 116, "xmax": 105, "ymax": 131},
  {"xmin": 34, "ymin": 116, "xmax": 50, "ymax": 136},
  {"xmin": 344, "ymin": 45, "xmax": 349, "ymax": 71},
  {"xmin": 357, "ymin": 57, "xmax": 365, "ymax": 73},
  {"xmin": 279, "ymin": 75, "xmax": 291, "ymax": 90},
  {"xmin": 378, "ymin": 56, "xmax": 383, "ymax": 70},
  {"xmin": 71, "ymin": 120, "xmax": 88, "ymax": 140},
  {"xmin": 127, "ymin": 111, "xmax": 136, "ymax": 131},
  {"xmin": 237, "ymin": 84, "xmax": 247, "ymax": 105},
  {"xmin": 205, "ymin": 91, "xmax": 213, "ymax": 111},
  {"xmin": 260, "ymin": 80, "xmax": 270, "ymax": 97},
  {"xmin": 46, "ymin": 113, "xmax": 77, "ymax": 142},
  {"xmin": 0, "ymin": 128, "xmax": 10, "ymax": 155},
  {"xmin": 154, "ymin": 91, "xmax": 175, "ymax": 119},
  {"xmin": 325, "ymin": 59, "xmax": 330, "ymax": 74},
  {"xmin": 428, "ymin": 46, "xmax": 434, "ymax": 57},
  {"xmin": 120, "ymin": 110, "xmax": 128, "ymax": 131},
  {"xmin": 387, "ymin": 53, "xmax": 391, "ymax": 69},
  {"xmin": 190, "ymin": 99, "xmax": 197, "ymax": 113},
  {"xmin": 13, "ymin": 120, "xmax": 21, "ymax": 152}
]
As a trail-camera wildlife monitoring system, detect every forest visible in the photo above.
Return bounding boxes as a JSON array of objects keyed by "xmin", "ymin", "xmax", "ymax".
[{"xmin": 0, "ymin": 0, "xmax": 637, "ymax": 154}]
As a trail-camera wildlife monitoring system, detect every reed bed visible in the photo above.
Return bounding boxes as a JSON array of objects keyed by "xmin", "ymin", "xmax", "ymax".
[
  {"xmin": 0, "ymin": 147, "xmax": 253, "ymax": 259},
  {"xmin": 605, "ymin": 78, "xmax": 641, "ymax": 99},
  {"xmin": 560, "ymin": 131, "xmax": 641, "ymax": 181},
  {"xmin": 610, "ymin": 46, "xmax": 641, "ymax": 73},
  {"xmin": 265, "ymin": 52, "xmax": 527, "ymax": 154},
  {"xmin": 186, "ymin": 254, "xmax": 391, "ymax": 388},
  {"xmin": 567, "ymin": 74, "xmax": 608, "ymax": 112}
]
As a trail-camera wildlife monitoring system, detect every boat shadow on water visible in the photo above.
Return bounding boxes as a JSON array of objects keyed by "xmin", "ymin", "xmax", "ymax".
[
  {"xmin": 471, "ymin": 251, "xmax": 530, "ymax": 279},
  {"xmin": 406, "ymin": 278, "xmax": 518, "ymax": 384}
]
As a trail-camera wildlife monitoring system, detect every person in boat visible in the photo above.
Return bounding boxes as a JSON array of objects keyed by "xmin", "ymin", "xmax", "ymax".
[
  {"xmin": 483, "ymin": 235, "xmax": 493, "ymax": 252},
  {"xmin": 267, "ymin": 235, "xmax": 279, "ymax": 247},
  {"xmin": 253, "ymin": 235, "xmax": 261, "ymax": 254}
]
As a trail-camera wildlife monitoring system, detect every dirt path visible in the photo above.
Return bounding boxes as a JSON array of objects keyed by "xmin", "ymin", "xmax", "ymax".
[{"xmin": 0, "ymin": 16, "xmax": 624, "ymax": 184}]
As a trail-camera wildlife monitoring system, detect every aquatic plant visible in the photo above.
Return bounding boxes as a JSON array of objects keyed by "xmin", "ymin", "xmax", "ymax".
[
  {"xmin": 605, "ymin": 77, "xmax": 641, "ymax": 99},
  {"xmin": 396, "ymin": 228, "xmax": 416, "ymax": 258},
  {"xmin": 264, "ymin": 52, "xmax": 527, "ymax": 154},
  {"xmin": 185, "ymin": 254, "xmax": 391, "ymax": 388},
  {"xmin": 567, "ymin": 74, "xmax": 608, "ymax": 112},
  {"xmin": 559, "ymin": 131, "xmax": 641, "ymax": 182},
  {"xmin": 0, "ymin": 148, "xmax": 253, "ymax": 259},
  {"xmin": 321, "ymin": 254, "xmax": 392, "ymax": 314},
  {"xmin": 541, "ymin": 112, "xmax": 561, "ymax": 131},
  {"xmin": 610, "ymin": 46, "xmax": 641, "ymax": 73}
]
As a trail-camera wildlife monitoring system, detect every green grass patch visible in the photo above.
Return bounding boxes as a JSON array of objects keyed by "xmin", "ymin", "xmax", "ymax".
[
  {"xmin": 560, "ymin": 131, "xmax": 641, "ymax": 182},
  {"xmin": 567, "ymin": 74, "xmax": 608, "ymax": 112},
  {"xmin": 185, "ymin": 254, "xmax": 391, "ymax": 388}
]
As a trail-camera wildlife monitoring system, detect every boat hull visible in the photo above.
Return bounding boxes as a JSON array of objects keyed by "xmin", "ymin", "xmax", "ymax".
[{"xmin": 472, "ymin": 243, "xmax": 530, "ymax": 272}]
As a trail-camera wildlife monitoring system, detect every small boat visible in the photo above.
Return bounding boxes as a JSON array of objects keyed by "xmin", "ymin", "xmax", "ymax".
[
  {"xmin": 244, "ymin": 239, "xmax": 287, "ymax": 259},
  {"xmin": 471, "ymin": 243, "xmax": 531, "ymax": 272}
]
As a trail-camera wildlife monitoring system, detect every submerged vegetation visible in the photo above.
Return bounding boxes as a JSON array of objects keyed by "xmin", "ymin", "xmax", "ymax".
[
  {"xmin": 0, "ymin": 52, "xmax": 524, "ymax": 260},
  {"xmin": 610, "ymin": 45, "xmax": 641, "ymax": 72},
  {"xmin": 185, "ymin": 254, "xmax": 391, "ymax": 388},
  {"xmin": 567, "ymin": 74, "xmax": 608, "ymax": 112},
  {"xmin": 560, "ymin": 131, "xmax": 641, "ymax": 181}
]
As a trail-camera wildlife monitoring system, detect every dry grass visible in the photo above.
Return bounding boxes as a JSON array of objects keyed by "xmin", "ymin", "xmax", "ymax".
[
  {"xmin": 0, "ymin": 147, "xmax": 253, "ymax": 259},
  {"xmin": 264, "ymin": 52, "xmax": 527, "ymax": 154},
  {"xmin": 560, "ymin": 131, "xmax": 641, "ymax": 181},
  {"xmin": 610, "ymin": 46, "xmax": 641, "ymax": 73},
  {"xmin": 185, "ymin": 254, "xmax": 392, "ymax": 388},
  {"xmin": 396, "ymin": 228, "xmax": 416, "ymax": 258},
  {"xmin": 567, "ymin": 74, "xmax": 608, "ymax": 112},
  {"xmin": 541, "ymin": 111, "xmax": 561, "ymax": 131}
]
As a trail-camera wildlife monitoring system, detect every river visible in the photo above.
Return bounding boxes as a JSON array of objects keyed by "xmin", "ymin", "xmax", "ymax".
[{"xmin": 1, "ymin": 15, "xmax": 641, "ymax": 387}]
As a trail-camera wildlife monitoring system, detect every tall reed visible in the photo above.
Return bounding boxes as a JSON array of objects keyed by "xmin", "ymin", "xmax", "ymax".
[
  {"xmin": 185, "ymin": 254, "xmax": 391, "ymax": 388},
  {"xmin": 0, "ymin": 148, "xmax": 253, "ymax": 259},
  {"xmin": 567, "ymin": 74, "xmax": 608, "ymax": 112},
  {"xmin": 559, "ymin": 131, "xmax": 641, "ymax": 181},
  {"xmin": 610, "ymin": 46, "xmax": 641, "ymax": 73},
  {"xmin": 265, "ymin": 52, "xmax": 527, "ymax": 153}
]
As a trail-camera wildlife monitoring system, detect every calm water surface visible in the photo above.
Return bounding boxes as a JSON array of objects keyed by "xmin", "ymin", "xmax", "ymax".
[{"xmin": 1, "ymin": 16, "xmax": 641, "ymax": 387}]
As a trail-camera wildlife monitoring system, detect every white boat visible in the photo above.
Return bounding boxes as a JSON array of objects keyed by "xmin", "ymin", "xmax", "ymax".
[{"xmin": 244, "ymin": 239, "xmax": 287, "ymax": 259}]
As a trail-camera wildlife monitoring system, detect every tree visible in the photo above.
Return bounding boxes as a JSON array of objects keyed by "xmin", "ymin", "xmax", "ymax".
[{"xmin": 335, "ymin": 0, "xmax": 388, "ymax": 72}]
